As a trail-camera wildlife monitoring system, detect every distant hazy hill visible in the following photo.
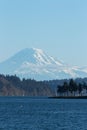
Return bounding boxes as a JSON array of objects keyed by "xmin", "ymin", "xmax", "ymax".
[
  {"xmin": 0, "ymin": 48, "xmax": 87, "ymax": 80},
  {"xmin": 0, "ymin": 75, "xmax": 53, "ymax": 96}
]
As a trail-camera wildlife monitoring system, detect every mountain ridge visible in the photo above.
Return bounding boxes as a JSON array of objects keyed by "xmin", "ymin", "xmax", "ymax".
[{"xmin": 0, "ymin": 48, "xmax": 87, "ymax": 80}]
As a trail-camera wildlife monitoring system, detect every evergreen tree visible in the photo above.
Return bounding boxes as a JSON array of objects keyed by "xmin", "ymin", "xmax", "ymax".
[
  {"xmin": 78, "ymin": 83, "xmax": 82, "ymax": 96},
  {"xmin": 63, "ymin": 81, "xmax": 69, "ymax": 96},
  {"xmin": 69, "ymin": 79, "xmax": 75, "ymax": 96}
]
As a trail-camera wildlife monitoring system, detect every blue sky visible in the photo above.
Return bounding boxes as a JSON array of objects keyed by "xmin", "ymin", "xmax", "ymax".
[{"xmin": 0, "ymin": 0, "xmax": 87, "ymax": 66}]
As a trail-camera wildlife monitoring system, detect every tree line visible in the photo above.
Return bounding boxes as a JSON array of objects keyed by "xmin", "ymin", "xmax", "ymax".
[
  {"xmin": 57, "ymin": 79, "xmax": 87, "ymax": 96},
  {"xmin": 0, "ymin": 74, "xmax": 53, "ymax": 96}
]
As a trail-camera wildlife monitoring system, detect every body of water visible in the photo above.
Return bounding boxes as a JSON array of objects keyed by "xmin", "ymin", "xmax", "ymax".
[{"xmin": 0, "ymin": 97, "xmax": 87, "ymax": 130}]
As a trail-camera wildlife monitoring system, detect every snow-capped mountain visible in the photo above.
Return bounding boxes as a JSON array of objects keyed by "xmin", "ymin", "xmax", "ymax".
[{"xmin": 0, "ymin": 48, "xmax": 87, "ymax": 80}]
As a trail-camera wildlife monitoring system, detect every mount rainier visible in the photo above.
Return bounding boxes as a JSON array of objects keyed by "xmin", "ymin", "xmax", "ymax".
[{"xmin": 0, "ymin": 48, "xmax": 87, "ymax": 80}]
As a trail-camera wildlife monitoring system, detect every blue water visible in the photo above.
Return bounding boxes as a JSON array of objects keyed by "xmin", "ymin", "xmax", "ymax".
[{"xmin": 0, "ymin": 97, "xmax": 87, "ymax": 130}]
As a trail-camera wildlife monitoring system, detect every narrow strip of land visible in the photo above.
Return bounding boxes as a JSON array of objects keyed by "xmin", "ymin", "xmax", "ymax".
[{"xmin": 49, "ymin": 96, "xmax": 87, "ymax": 99}]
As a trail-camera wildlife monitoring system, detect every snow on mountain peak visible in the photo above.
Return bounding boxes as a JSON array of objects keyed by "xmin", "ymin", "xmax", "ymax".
[
  {"xmin": 20, "ymin": 48, "xmax": 60, "ymax": 65},
  {"xmin": 0, "ymin": 48, "xmax": 87, "ymax": 80},
  {"xmin": 33, "ymin": 48, "xmax": 44, "ymax": 54}
]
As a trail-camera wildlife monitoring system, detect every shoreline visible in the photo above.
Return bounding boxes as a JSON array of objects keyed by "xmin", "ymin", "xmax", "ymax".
[{"xmin": 49, "ymin": 96, "xmax": 87, "ymax": 99}]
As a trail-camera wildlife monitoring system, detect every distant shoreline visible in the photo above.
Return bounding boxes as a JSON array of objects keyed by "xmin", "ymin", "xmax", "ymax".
[{"xmin": 49, "ymin": 96, "xmax": 87, "ymax": 99}]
